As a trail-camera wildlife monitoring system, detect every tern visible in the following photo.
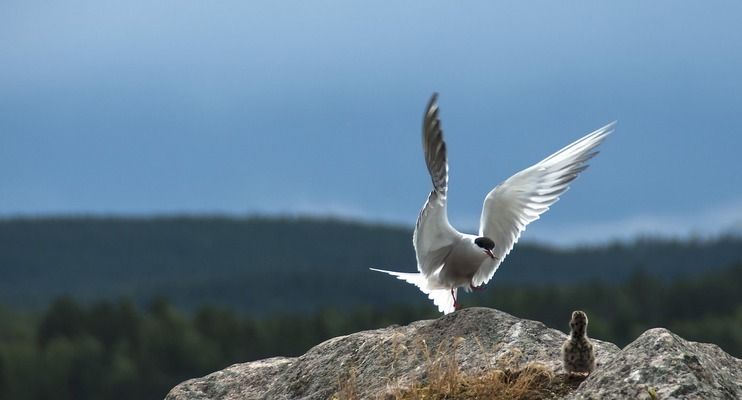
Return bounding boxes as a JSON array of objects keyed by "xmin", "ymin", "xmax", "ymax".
[{"xmin": 371, "ymin": 93, "xmax": 615, "ymax": 314}]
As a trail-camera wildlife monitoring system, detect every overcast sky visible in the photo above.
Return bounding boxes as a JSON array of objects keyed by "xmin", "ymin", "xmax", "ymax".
[{"xmin": 2, "ymin": 1, "xmax": 741, "ymax": 244}]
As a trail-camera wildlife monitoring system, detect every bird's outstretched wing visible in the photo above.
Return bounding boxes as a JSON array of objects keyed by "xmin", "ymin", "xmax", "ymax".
[
  {"xmin": 473, "ymin": 122, "xmax": 615, "ymax": 286},
  {"xmin": 413, "ymin": 93, "xmax": 460, "ymax": 277}
]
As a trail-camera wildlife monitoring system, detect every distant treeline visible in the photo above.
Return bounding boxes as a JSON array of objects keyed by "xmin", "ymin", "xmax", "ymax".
[
  {"xmin": 1, "ymin": 217, "xmax": 741, "ymax": 313},
  {"xmin": 1, "ymin": 263, "xmax": 742, "ymax": 400}
]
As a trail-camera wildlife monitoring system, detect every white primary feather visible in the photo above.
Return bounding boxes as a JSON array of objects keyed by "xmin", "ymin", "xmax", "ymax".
[{"xmin": 473, "ymin": 121, "xmax": 615, "ymax": 287}]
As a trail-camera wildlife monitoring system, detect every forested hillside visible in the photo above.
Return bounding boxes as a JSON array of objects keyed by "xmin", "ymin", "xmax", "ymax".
[
  {"xmin": 1, "ymin": 216, "xmax": 742, "ymax": 399},
  {"xmin": 2, "ymin": 263, "xmax": 742, "ymax": 400},
  {"xmin": 1, "ymin": 217, "xmax": 741, "ymax": 313}
]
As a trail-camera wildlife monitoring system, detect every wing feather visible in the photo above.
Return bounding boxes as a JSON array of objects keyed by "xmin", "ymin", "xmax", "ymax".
[
  {"xmin": 473, "ymin": 121, "xmax": 616, "ymax": 286},
  {"xmin": 413, "ymin": 93, "xmax": 460, "ymax": 277}
]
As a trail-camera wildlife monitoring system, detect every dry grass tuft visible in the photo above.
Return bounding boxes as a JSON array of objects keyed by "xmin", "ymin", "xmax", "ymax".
[
  {"xmin": 391, "ymin": 350, "xmax": 563, "ymax": 400},
  {"xmin": 334, "ymin": 366, "xmax": 360, "ymax": 400},
  {"xmin": 334, "ymin": 338, "xmax": 586, "ymax": 400}
]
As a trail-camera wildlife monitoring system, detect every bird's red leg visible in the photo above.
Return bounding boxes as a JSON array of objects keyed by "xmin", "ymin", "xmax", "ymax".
[{"xmin": 451, "ymin": 288, "xmax": 460, "ymax": 310}]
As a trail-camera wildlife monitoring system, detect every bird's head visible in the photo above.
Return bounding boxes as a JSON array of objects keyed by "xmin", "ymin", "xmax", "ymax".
[
  {"xmin": 570, "ymin": 310, "xmax": 589, "ymax": 336},
  {"xmin": 474, "ymin": 237, "xmax": 497, "ymax": 259}
]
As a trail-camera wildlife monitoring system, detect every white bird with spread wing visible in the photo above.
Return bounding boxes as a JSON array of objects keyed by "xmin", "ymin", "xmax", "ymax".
[{"xmin": 371, "ymin": 93, "xmax": 615, "ymax": 314}]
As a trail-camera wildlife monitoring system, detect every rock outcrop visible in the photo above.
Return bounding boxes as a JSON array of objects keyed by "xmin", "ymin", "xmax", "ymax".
[
  {"xmin": 566, "ymin": 328, "xmax": 742, "ymax": 399},
  {"xmin": 165, "ymin": 308, "xmax": 742, "ymax": 399}
]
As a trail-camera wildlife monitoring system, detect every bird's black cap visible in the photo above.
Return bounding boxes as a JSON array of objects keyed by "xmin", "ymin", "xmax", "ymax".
[{"xmin": 474, "ymin": 237, "xmax": 495, "ymax": 250}]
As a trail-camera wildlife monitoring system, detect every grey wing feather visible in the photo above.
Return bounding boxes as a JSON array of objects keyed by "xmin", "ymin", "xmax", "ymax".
[
  {"xmin": 474, "ymin": 121, "xmax": 616, "ymax": 286},
  {"xmin": 422, "ymin": 93, "xmax": 448, "ymax": 195},
  {"xmin": 413, "ymin": 93, "xmax": 460, "ymax": 277}
]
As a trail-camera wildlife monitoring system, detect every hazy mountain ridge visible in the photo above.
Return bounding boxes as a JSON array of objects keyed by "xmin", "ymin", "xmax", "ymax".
[{"xmin": 1, "ymin": 216, "xmax": 741, "ymax": 312}]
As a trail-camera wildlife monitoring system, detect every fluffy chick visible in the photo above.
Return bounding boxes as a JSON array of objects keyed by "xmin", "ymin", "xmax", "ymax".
[{"xmin": 561, "ymin": 310, "xmax": 596, "ymax": 375}]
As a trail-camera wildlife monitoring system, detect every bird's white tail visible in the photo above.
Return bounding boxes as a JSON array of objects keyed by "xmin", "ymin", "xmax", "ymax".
[{"xmin": 369, "ymin": 268, "xmax": 456, "ymax": 314}]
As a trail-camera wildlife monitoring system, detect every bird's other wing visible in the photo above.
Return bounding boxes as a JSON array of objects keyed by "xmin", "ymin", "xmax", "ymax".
[
  {"xmin": 473, "ymin": 121, "xmax": 615, "ymax": 286},
  {"xmin": 413, "ymin": 93, "xmax": 460, "ymax": 277}
]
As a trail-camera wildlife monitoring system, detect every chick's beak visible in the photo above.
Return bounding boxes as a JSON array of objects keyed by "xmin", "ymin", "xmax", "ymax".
[{"xmin": 485, "ymin": 249, "xmax": 496, "ymax": 260}]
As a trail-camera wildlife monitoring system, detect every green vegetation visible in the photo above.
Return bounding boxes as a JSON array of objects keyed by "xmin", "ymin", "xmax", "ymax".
[
  {"xmin": 1, "ymin": 217, "xmax": 742, "ymax": 312},
  {"xmin": 1, "ymin": 217, "xmax": 740, "ymax": 398},
  {"xmin": 2, "ymin": 263, "xmax": 742, "ymax": 400},
  {"xmin": 0, "ymin": 298, "xmax": 427, "ymax": 400}
]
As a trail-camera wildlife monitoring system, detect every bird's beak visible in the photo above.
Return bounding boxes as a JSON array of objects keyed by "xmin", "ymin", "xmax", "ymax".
[{"xmin": 485, "ymin": 249, "xmax": 496, "ymax": 260}]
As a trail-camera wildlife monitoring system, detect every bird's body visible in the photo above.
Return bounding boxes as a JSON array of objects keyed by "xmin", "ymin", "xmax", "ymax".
[
  {"xmin": 371, "ymin": 93, "xmax": 615, "ymax": 314},
  {"xmin": 436, "ymin": 235, "xmax": 491, "ymax": 288},
  {"xmin": 562, "ymin": 310, "xmax": 596, "ymax": 375}
]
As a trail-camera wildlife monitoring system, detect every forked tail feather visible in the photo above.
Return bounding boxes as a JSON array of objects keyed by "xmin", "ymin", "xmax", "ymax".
[{"xmin": 369, "ymin": 268, "xmax": 456, "ymax": 314}]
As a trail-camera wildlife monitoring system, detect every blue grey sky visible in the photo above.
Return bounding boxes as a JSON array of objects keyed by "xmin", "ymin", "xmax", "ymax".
[{"xmin": 2, "ymin": 1, "xmax": 741, "ymax": 244}]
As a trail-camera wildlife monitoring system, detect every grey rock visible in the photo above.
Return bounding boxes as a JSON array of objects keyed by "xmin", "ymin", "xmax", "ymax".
[
  {"xmin": 567, "ymin": 328, "xmax": 742, "ymax": 400},
  {"xmin": 166, "ymin": 357, "xmax": 293, "ymax": 400},
  {"xmin": 165, "ymin": 308, "xmax": 742, "ymax": 400},
  {"xmin": 166, "ymin": 308, "xmax": 618, "ymax": 399}
]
